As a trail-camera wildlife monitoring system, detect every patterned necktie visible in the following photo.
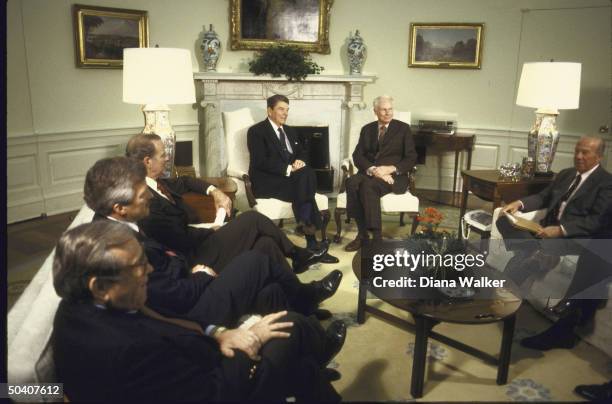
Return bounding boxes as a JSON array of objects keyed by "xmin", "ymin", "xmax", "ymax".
[
  {"xmin": 551, "ymin": 174, "xmax": 581, "ymax": 221},
  {"xmin": 156, "ymin": 180, "xmax": 176, "ymax": 204},
  {"xmin": 378, "ymin": 125, "xmax": 387, "ymax": 140},
  {"xmin": 278, "ymin": 127, "xmax": 292, "ymax": 161}
]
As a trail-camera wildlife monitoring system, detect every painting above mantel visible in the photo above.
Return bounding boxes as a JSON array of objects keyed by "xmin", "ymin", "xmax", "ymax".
[{"xmin": 230, "ymin": 0, "xmax": 333, "ymax": 54}]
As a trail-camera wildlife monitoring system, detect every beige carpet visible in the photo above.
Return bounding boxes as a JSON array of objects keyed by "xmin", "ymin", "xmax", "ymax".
[
  {"xmin": 8, "ymin": 206, "xmax": 611, "ymax": 401},
  {"xmin": 288, "ymin": 214, "xmax": 611, "ymax": 402}
]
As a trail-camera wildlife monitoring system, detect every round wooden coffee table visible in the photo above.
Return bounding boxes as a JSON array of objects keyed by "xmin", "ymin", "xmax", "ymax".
[{"xmin": 352, "ymin": 251, "xmax": 522, "ymax": 398}]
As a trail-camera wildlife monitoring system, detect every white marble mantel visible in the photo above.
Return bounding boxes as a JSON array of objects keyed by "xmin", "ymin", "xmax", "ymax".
[{"xmin": 194, "ymin": 72, "xmax": 376, "ymax": 184}]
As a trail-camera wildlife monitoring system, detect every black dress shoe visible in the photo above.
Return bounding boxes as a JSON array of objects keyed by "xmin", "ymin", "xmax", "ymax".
[
  {"xmin": 575, "ymin": 380, "xmax": 612, "ymax": 401},
  {"xmin": 520, "ymin": 322, "xmax": 577, "ymax": 351},
  {"xmin": 293, "ymin": 245, "xmax": 329, "ymax": 274},
  {"xmin": 322, "ymin": 320, "xmax": 347, "ymax": 366},
  {"xmin": 314, "ymin": 270, "xmax": 343, "ymax": 304},
  {"xmin": 320, "ymin": 253, "xmax": 339, "ymax": 264}
]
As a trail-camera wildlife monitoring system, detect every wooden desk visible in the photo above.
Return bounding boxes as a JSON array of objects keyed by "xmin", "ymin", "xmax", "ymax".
[
  {"xmin": 413, "ymin": 132, "xmax": 475, "ymax": 200},
  {"xmin": 459, "ymin": 170, "xmax": 555, "ymax": 235}
]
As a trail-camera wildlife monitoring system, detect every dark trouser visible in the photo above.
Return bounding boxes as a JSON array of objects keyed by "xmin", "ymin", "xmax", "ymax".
[
  {"xmin": 288, "ymin": 166, "xmax": 322, "ymax": 229},
  {"xmin": 496, "ymin": 215, "xmax": 584, "ymax": 284},
  {"xmin": 187, "ymin": 251, "xmax": 319, "ymax": 328},
  {"xmin": 215, "ymin": 312, "xmax": 340, "ymax": 402},
  {"xmin": 346, "ymin": 173, "xmax": 393, "ymax": 235},
  {"xmin": 193, "ymin": 210, "xmax": 297, "ymax": 272}
]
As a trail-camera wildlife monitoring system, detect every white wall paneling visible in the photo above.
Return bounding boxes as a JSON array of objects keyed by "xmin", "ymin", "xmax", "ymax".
[{"xmin": 7, "ymin": 124, "xmax": 200, "ymax": 223}]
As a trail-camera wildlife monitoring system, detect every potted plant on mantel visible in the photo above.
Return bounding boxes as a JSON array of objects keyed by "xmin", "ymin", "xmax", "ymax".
[{"xmin": 248, "ymin": 45, "xmax": 324, "ymax": 82}]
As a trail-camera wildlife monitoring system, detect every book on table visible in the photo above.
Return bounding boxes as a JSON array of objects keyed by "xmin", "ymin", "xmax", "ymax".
[{"xmin": 503, "ymin": 212, "xmax": 543, "ymax": 234}]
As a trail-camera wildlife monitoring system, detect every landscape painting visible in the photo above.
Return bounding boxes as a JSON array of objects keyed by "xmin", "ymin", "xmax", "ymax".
[
  {"xmin": 73, "ymin": 4, "xmax": 149, "ymax": 68},
  {"xmin": 409, "ymin": 23, "xmax": 483, "ymax": 69}
]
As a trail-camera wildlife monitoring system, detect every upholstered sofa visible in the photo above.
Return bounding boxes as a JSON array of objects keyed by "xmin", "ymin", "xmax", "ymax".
[
  {"xmin": 8, "ymin": 205, "xmax": 95, "ymax": 387},
  {"xmin": 486, "ymin": 207, "xmax": 612, "ymax": 357},
  {"xmin": 8, "ymin": 199, "xmax": 221, "ymax": 388}
]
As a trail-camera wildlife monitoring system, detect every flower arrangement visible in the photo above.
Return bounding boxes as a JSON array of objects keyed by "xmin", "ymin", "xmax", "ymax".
[
  {"xmin": 248, "ymin": 45, "xmax": 324, "ymax": 82},
  {"xmin": 411, "ymin": 207, "xmax": 465, "ymax": 278},
  {"xmin": 415, "ymin": 207, "xmax": 446, "ymax": 236}
]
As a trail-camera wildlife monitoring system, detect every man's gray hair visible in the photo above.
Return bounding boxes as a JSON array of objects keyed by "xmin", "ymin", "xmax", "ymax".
[
  {"xmin": 373, "ymin": 95, "xmax": 394, "ymax": 109},
  {"xmin": 580, "ymin": 135, "xmax": 606, "ymax": 157},
  {"xmin": 53, "ymin": 221, "xmax": 138, "ymax": 303},
  {"xmin": 84, "ymin": 157, "xmax": 147, "ymax": 216}
]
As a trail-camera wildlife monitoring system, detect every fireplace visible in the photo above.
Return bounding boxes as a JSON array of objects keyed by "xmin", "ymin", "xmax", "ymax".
[
  {"xmin": 295, "ymin": 126, "xmax": 334, "ymax": 193},
  {"xmin": 194, "ymin": 72, "xmax": 376, "ymax": 195}
]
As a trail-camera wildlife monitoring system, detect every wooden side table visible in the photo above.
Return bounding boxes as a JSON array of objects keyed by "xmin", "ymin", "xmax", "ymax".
[
  {"xmin": 413, "ymin": 132, "xmax": 475, "ymax": 204},
  {"xmin": 182, "ymin": 177, "xmax": 238, "ymax": 223},
  {"xmin": 458, "ymin": 170, "xmax": 555, "ymax": 237}
]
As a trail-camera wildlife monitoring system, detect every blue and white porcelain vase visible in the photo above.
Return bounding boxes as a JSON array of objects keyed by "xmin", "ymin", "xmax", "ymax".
[
  {"xmin": 347, "ymin": 30, "xmax": 366, "ymax": 75},
  {"xmin": 201, "ymin": 24, "xmax": 221, "ymax": 72}
]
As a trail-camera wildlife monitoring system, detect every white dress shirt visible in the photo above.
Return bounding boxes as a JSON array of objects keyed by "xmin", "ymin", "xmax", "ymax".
[{"xmin": 146, "ymin": 176, "xmax": 216, "ymax": 201}]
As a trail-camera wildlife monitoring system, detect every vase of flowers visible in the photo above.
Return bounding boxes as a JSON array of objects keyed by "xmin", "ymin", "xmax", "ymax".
[{"xmin": 412, "ymin": 207, "xmax": 475, "ymax": 299}]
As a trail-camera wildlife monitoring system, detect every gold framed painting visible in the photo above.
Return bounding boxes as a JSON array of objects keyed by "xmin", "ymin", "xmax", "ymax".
[
  {"xmin": 73, "ymin": 4, "xmax": 149, "ymax": 68},
  {"xmin": 230, "ymin": 0, "xmax": 333, "ymax": 54},
  {"xmin": 409, "ymin": 23, "xmax": 484, "ymax": 69}
]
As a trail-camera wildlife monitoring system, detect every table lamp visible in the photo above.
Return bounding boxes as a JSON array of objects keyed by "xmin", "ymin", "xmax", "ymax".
[
  {"xmin": 515, "ymin": 61, "xmax": 581, "ymax": 176},
  {"xmin": 123, "ymin": 47, "xmax": 196, "ymax": 178}
]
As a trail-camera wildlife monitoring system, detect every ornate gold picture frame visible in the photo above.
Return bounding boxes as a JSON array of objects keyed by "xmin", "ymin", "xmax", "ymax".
[
  {"xmin": 409, "ymin": 23, "xmax": 484, "ymax": 69},
  {"xmin": 73, "ymin": 4, "xmax": 149, "ymax": 68},
  {"xmin": 230, "ymin": 0, "xmax": 333, "ymax": 54}
]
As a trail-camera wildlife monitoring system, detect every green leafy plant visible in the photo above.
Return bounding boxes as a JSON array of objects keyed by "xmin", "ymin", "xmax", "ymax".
[{"xmin": 248, "ymin": 45, "xmax": 324, "ymax": 81}]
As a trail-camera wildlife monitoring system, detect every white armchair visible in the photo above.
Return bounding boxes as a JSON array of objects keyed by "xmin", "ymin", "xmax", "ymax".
[
  {"xmin": 222, "ymin": 108, "xmax": 331, "ymax": 241},
  {"xmin": 333, "ymin": 110, "xmax": 419, "ymax": 243}
]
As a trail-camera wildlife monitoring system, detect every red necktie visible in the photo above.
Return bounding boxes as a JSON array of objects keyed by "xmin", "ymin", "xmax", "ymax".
[{"xmin": 157, "ymin": 180, "xmax": 176, "ymax": 204}]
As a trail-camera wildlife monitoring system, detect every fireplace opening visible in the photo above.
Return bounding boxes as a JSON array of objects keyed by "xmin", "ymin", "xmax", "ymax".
[{"xmin": 295, "ymin": 126, "xmax": 334, "ymax": 193}]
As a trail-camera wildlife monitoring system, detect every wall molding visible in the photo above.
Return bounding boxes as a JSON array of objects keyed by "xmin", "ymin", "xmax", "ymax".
[
  {"xmin": 7, "ymin": 123, "xmax": 610, "ymax": 223},
  {"xmin": 7, "ymin": 123, "xmax": 200, "ymax": 223}
]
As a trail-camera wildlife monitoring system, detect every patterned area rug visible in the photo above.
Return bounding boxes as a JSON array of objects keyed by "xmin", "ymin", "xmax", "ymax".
[{"xmin": 286, "ymin": 208, "xmax": 611, "ymax": 402}]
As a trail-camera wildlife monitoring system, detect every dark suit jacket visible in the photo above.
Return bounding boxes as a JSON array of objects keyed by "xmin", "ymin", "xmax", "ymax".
[
  {"xmin": 521, "ymin": 165, "xmax": 612, "ymax": 237},
  {"xmin": 139, "ymin": 176, "xmax": 215, "ymax": 257},
  {"xmin": 247, "ymin": 119, "xmax": 307, "ymax": 198},
  {"xmin": 352, "ymin": 119, "xmax": 417, "ymax": 193},
  {"xmin": 93, "ymin": 213, "xmax": 215, "ymax": 316},
  {"xmin": 52, "ymin": 300, "xmax": 225, "ymax": 402}
]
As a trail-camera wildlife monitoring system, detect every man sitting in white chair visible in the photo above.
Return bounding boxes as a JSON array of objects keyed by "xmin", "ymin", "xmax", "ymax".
[
  {"xmin": 344, "ymin": 95, "xmax": 418, "ymax": 252},
  {"xmin": 247, "ymin": 94, "xmax": 338, "ymax": 264}
]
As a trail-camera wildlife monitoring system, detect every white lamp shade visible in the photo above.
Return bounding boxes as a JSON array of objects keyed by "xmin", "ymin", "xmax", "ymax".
[
  {"xmin": 123, "ymin": 48, "xmax": 196, "ymax": 105},
  {"xmin": 516, "ymin": 62, "xmax": 581, "ymax": 110}
]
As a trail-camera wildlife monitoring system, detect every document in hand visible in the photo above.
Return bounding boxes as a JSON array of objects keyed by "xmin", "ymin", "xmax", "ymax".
[{"xmin": 504, "ymin": 212, "xmax": 543, "ymax": 234}]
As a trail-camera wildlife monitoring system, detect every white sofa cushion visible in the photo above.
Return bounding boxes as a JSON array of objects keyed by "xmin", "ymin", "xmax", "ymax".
[{"xmin": 8, "ymin": 205, "xmax": 95, "ymax": 384}]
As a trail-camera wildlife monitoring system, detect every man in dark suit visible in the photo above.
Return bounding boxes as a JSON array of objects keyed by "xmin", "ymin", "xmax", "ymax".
[
  {"xmin": 247, "ymin": 94, "xmax": 339, "ymax": 264},
  {"xmin": 497, "ymin": 136, "xmax": 612, "ymax": 350},
  {"xmin": 52, "ymin": 221, "xmax": 345, "ymax": 401},
  {"xmin": 344, "ymin": 95, "xmax": 418, "ymax": 251},
  {"xmin": 125, "ymin": 133, "xmax": 328, "ymax": 275},
  {"xmin": 83, "ymin": 156, "xmax": 344, "ymax": 324}
]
